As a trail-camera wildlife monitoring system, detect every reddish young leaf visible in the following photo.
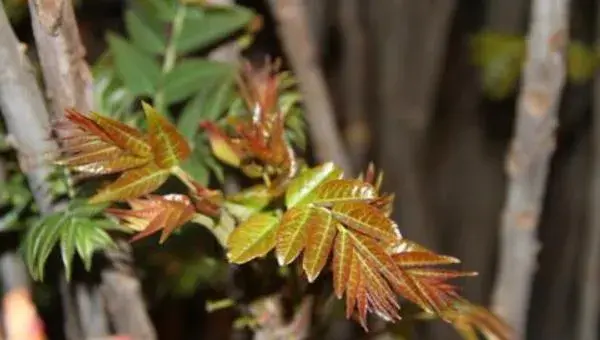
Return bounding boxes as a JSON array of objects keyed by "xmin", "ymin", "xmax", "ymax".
[
  {"xmin": 200, "ymin": 121, "xmax": 244, "ymax": 168},
  {"xmin": 88, "ymin": 163, "xmax": 170, "ymax": 203},
  {"xmin": 332, "ymin": 227, "xmax": 353, "ymax": 298},
  {"xmin": 89, "ymin": 112, "xmax": 152, "ymax": 158},
  {"xmin": 226, "ymin": 213, "xmax": 280, "ymax": 263},
  {"xmin": 355, "ymin": 251, "xmax": 401, "ymax": 323},
  {"xmin": 312, "ymin": 179, "xmax": 377, "ymax": 205},
  {"xmin": 142, "ymin": 102, "xmax": 191, "ymax": 168},
  {"xmin": 302, "ymin": 207, "xmax": 337, "ymax": 282},
  {"xmin": 331, "ymin": 202, "xmax": 400, "ymax": 243},
  {"xmin": 55, "ymin": 109, "xmax": 151, "ymax": 176},
  {"xmin": 107, "ymin": 194, "xmax": 195, "ymax": 243}
]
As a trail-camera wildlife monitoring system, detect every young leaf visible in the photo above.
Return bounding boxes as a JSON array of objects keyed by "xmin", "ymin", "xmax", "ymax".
[
  {"xmin": 226, "ymin": 213, "xmax": 279, "ymax": 263},
  {"xmin": 302, "ymin": 207, "xmax": 336, "ymax": 282},
  {"xmin": 142, "ymin": 102, "xmax": 192, "ymax": 168},
  {"xmin": 107, "ymin": 194, "xmax": 195, "ymax": 244},
  {"xmin": 163, "ymin": 59, "xmax": 234, "ymax": 105},
  {"xmin": 125, "ymin": 9, "xmax": 166, "ymax": 54},
  {"xmin": 331, "ymin": 202, "xmax": 400, "ymax": 243},
  {"xmin": 275, "ymin": 206, "xmax": 313, "ymax": 265},
  {"xmin": 312, "ymin": 179, "xmax": 377, "ymax": 205},
  {"xmin": 107, "ymin": 33, "xmax": 161, "ymax": 95},
  {"xmin": 285, "ymin": 162, "xmax": 344, "ymax": 208},
  {"xmin": 227, "ymin": 185, "xmax": 273, "ymax": 212},
  {"xmin": 90, "ymin": 111, "xmax": 153, "ymax": 157},
  {"xmin": 22, "ymin": 200, "xmax": 116, "ymax": 281},
  {"xmin": 176, "ymin": 5, "xmax": 254, "ymax": 54},
  {"xmin": 332, "ymin": 226, "xmax": 353, "ymax": 298},
  {"xmin": 89, "ymin": 162, "xmax": 170, "ymax": 203}
]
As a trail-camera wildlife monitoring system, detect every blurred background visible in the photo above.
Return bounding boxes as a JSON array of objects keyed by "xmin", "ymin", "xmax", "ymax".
[{"xmin": 0, "ymin": 0, "xmax": 598, "ymax": 339}]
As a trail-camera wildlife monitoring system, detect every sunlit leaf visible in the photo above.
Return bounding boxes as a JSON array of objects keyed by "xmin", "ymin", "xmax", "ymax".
[
  {"xmin": 142, "ymin": 102, "xmax": 192, "ymax": 168},
  {"xmin": 226, "ymin": 213, "xmax": 279, "ymax": 263},
  {"xmin": 89, "ymin": 163, "xmax": 170, "ymax": 203},
  {"xmin": 313, "ymin": 179, "xmax": 377, "ymax": 205},
  {"xmin": 275, "ymin": 206, "xmax": 313, "ymax": 265},
  {"xmin": 332, "ymin": 226, "xmax": 352, "ymax": 298},
  {"xmin": 201, "ymin": 121, "xmax": 242, "ymax": 168},
  {"xmin": 285, "ymin": 162, "xmax": 343, "ymax": 208},
  {"xmin": 227, "ymin": 185, "xmax": 273, "ymax": 212},
  {"xmin": 90, "ymin": 111, "xmax": 152, "ymax": 157},
  {"xmin": 302, "ymin": 207, "xmax": 336, "ymax": 282},
  {"xmin": 332, "ymin": 202, "xmax": 400, "ymax": 243},
  {"xmin": 107, "ymin": 194, "xmax": 196, "ymax": 243}
]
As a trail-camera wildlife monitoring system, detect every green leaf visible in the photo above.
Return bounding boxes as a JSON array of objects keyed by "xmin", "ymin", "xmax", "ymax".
[
  {"xmin": 163, "ymin": 59, "xmax": 234, "ymax": 105},
  {"xmin": 22, "ymin": 201, "xmax": 116, "ymax": 281},
  {"xmin": 136, "ymin": 0, "xmax": 177, "ymax": 22},
  {"xmin": 125, "ymin": 9, "xmax": 167, "ymax": 54},
  {"xmin": 60, "ymin": 218, "xmax": 77, "ymax": 280},
  {"xmin": 470, "ymin": 31, "xmax": 525, "ymax": 100},
  {"xmin": 107, "ymin": 33, "xmax": 161, "ymax": 96},
  {"xmin": 176, "ymin": 6, "xmax": 254, "ymax": 54},
  {"xmin": 74, "ymin": 220, "xmax": 114, "ymax": 271},
  {"xmin": 226, "ymin": 213, "xmax": 280, "ymax": 263},
  {"xmin": 176, "ymin": 67, "xmax": 235, "ymax": 140},
  {"xmin": 227, "ymin": 185, "xmax": 273, "ymax": 212},
  {"xmin": 285, "ymin": 162, "xmax": 344, "ymax": 208},
  {"xmin": 568, "ymin": 41, "xmax": 598, "ymax": 83}
]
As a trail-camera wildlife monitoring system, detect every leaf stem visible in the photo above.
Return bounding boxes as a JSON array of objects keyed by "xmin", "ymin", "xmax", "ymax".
[{"xmin": 154, "ymin": 4, "xmax": 187, "ymax": 113}]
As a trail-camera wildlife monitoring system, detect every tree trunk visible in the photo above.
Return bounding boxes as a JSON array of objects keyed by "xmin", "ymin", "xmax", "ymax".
[
  {"xmin": 575, "ymin": 2, "xmax": 600, "ymax": 337},
  {"xmin": 491, "ymin": 0, "xmax": 570, "ymax": 338}
]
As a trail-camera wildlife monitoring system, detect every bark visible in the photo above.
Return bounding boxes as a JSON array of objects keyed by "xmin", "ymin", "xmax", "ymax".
[
  {"xmin": 575, "ymin": 2, "xmax": 600, "ymax": 337},
  {"xmin": 490, "ymin": 0, "xmax": 570, "ymax": 337},
  {"xmin": 266, "ymin": 0, "xmax": 352, "ymax": 174},
  {"xmin": 337, "ymin": 0, "xmax": 368, "ymax": 169},
  {"xmin": 0, "ymin": 4, "xmax": 56, "ymax": 216},
  {"xmin": 26, "ymin": 1, "xmax": 156, "ymax": 338},
  {"xmin": 368, "ymin": 0, "xmax": 456, "ymax": 249}
]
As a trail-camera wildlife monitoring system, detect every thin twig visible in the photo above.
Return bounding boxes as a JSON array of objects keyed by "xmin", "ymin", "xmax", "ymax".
[
  {"xmin": 490, "ymin": 0, "xmax": 570, "ymax": 337},
  {"xmin": 267, "ymin": 0, "xmax": 352, "ymax": 174}
]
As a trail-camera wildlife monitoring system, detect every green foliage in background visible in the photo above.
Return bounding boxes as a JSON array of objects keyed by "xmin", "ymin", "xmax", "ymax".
[{"xmin": 471, "ymin": 30, "xmax": 600, "ymax": 100}]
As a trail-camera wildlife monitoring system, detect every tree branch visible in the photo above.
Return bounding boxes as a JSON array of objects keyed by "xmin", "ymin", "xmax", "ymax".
[
  {"xmin": 267, "ymin": 0, "xmax": 352, "ymax": 174},
  {"xmin": 491, "ymin": 0, "xmax": 570, "ymax": 337}
]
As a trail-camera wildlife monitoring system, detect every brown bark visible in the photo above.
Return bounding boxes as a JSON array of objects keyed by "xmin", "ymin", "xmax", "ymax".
[
  {"xmin": 575, "ymin": 2, "xmax": 600, "ymax": 337},
  {"xmin": 490, "ymin": 0, "xmax": 570, "ymax": 337},
  {"xmin": 367, "ymin": 0, "xmax": 456, "ymax": 249},
  {"xmin": 337, "ymin": 0, "xmax": 368, "ymax": 170}
]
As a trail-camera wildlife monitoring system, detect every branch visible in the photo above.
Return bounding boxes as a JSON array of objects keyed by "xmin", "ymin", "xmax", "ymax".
[
  {"xmin": 266, "ymin": 0, "xmax": 352, "ymax": 174},
  {"xmin": 490, "ymin": 0, "xmax": 570, "ymax": 337},
  {"xmin": 0, "ymin": 3, "xmax": 55, "ymax": 215},
  {"xmin": 575, "ymin": 2, "xmax": 600, "ymax": 338},
  {"xmin": 26, "ymin": 1, "xmax": 156, "ymax": 338}
]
